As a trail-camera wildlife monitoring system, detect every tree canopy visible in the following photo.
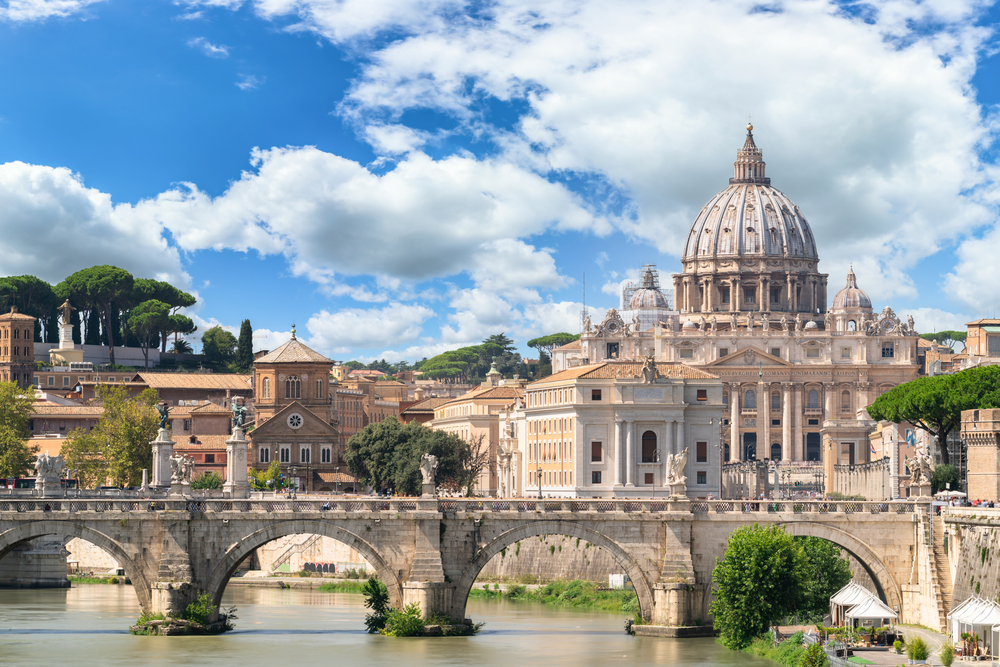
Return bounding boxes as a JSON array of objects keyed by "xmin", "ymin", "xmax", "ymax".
[
  {"xmin": 418, "ymin": 333, "xmax": 529, "ymax": 383},
  {"xmin": 63, "ymin": 265, "xmax": 135, "ymax": 365},
  {"xmin": 128, "ymin": 299, "xmax": 171, "ymax": 369},
  {"xmin": 236, "ymin": 320, "xmax": 254, "ymax": 371},
  {"xmin": 345, "ymin": 418, "xmax": 471, "ymax": 495},
  {"xmin": 527, "ymin": 333, "xmax": 580, "ymax": 357},
  {"xmin": 867, "ymin": 365, "xmax": 1000, "ymax": 466},
  {"xmin": 0, "ymin": 382, "xmax": 38, "ymax": 477},
  {"xmin": 201, "ymin": 326, "xmax": 238, "ymax": 369},
  {"xmin": 62, "ymin": 385, "xmax": 159, "ymax": 488},
  {"xmin": 710, "ymin": 524, "xmax": 808, "ymax": 650},
  {"xmin": 919, "ymin": 331, "xmax": 967, "ymax": 351}
]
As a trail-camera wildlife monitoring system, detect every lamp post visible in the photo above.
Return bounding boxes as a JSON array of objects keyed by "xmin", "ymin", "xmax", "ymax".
[
  {"xmin": 291, "ymin": 465, "xmax": 298, "ymax": 500},
  {"xmin": 537, "ymin": 464, "xmax": 543, "ymax": 500},
  {"xmin": 711, "ymin": 417, "xmax": 725, "ymax": 499},
  {"xmin": 336, "ymin": 466, "xmax": 340, "ymax": 495}
]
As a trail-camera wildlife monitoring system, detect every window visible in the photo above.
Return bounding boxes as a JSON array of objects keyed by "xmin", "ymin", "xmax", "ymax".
[
  {"xmin": 882, "ymin": 343, "xmax": 894, "ymax": 358},
  {"xmin": 696, "ymin": 471, "xmax": 707, "ymax": 485},
  {"xmin": 841, "ymin": 347, "xmax": 851, "ymax": 359},
  {"xmin": 644, "ymin": 473, "xmax": 654, "ymax": 485},
  {"xmin": 770, "ymin": 347, "xmax": 781, "ymax": 358},
  {"xmin": 808, "ymin": 419, "xmax": 819, "ymax": 426},
  {"xmin": 771, "ymin": 419, "xmax": 780, "ymax": 426},
  {"xmin": 591, "ymin": 471, "xmax": 602, "ymax": 484},
  {"xmin": 723, "ymin": 392, "xmax": 729, "ymax": 406},
  {"xmin": 806, "ymin": 348, "xmax": 820, "ymax": 358},
  {"xmin": 108, "ymin": 377, "xmax": 115, "ymax": 382},
  {"xmin": 47, "ymin": 376, "xmax": 53, "ymax": 386},
  {"xmin": 696, "ymin": 389, "xmax": 707, "ymax": 402},
  {"xmin": 771, "ymin": 392, "xmax": 780, "ymax": 410},
  {"xmin": 205, "ymin": 454, "xmax": 215, "ymax": 464},
  {"xmin": 848, "ymin": 320, "xmax": 857, "ymax": 331},
  {"xmin": 300, "ymin": 446, "xmax": 310, "ymax": 463},
  {"xmin": 259, "ymin": 447, "xmax": 270, "ymax": 464},
  {"xmin": 679, "ymin": 348, "xmax": 693, "ymax": 359},
  {"xmin": 183, "ymin": 419, "xmax": 192, "ymax": 431},
  {"xmin": 606, "ymin": 342, "xmax": 619, "ymax": 359},
  {"xmin": 841, "ymin": 391, "xmax": 851, "ymax": 411},
  {"xmin": 744, "ymin": 389, "xmax": 756, "ymax": 409},
  {"xmin": 696, "ymin": 441, "xmax": 707, "ymax": 463},
  {"xmin": 721, "ymin": 287, "xmax": 730, "ymax": 304},
  {"xmin": 321, "ymin": 447, "xmax": 331, "ymax": 463},
  {"xmin": 591, "ymin": 389, "xmax": 602, "ymax": 401},
  {"xmin": 770, "ymin": 443, "xmax": 781, "ymax": 460},
  {"xmin": 719, "ymin": 347, "xmax": 729, "ymax": 358},
  {"xmin": 591, "ymin": 441, "xmax": 602, "ymax": 462},
  {"xmin": 807, "ymin": 389, "xmax": 819, "ymax": 409},
  {"xmin": 989, "ymin": 336, "xmax": 1000, "ymax": 357},
  {"xmin": 262, "ymin": 377, "xmax": 270, "ymax": 398},
  {"xmin": 316, "ymin": 379, "xmax": 323, "ymax": 398},
  {"xmin": 280, "ymin": 446, "xmax": 291, "ymax": 463},
  {"xmin": 641, "ymin": 431, "xmax": 657, "ymax": 463},
  {"xmin": 286, "ymin": 376, "xmax": 301, "ymax": 399},
  {"xmin": 63, "ymin": 377, "xmax": 69, "ymax": 387},
  {"xmin": 744, "ymin": 288, "xmax": 755, "ymax": 303}
]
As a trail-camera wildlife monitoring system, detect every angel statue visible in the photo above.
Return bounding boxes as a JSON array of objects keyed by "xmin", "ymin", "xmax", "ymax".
[
  {"xmin": 156, "ymin": 402, "xmax": 170, "ymax": 430},
  {"xmin": 419, "ymin": 453, "xmax": 438, "ymax": 485}
]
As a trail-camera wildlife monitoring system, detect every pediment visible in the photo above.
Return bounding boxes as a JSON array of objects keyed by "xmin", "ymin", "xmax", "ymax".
[
  {"xmin": 250, "ymin": 401, "xmax": 337, "ymax": 439},
  {"xmin": 708, "ymin": 347, "xmax": 792, "ymax": 367}
]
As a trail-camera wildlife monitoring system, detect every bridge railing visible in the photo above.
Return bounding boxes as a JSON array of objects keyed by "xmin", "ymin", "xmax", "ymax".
[{"xmin": 0, "ymin": 498, "xmax": 921, "ymax": 515}]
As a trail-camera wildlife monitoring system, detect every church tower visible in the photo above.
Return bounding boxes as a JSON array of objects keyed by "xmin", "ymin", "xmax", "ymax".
[{"xmin": 0, "ymin": 307, "xmax": 37, "ymax": 389}]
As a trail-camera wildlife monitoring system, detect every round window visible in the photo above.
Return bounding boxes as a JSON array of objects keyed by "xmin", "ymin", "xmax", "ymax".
[{"xmin": 287, "ymin": 413, "xmax": 304, "ymax": 430}]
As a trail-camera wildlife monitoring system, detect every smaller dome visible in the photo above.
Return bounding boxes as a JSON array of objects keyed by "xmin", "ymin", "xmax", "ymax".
[
  {"xmin": 629, "ymin": 288, "xmax": 669, "ymax": 310},
  {"xmin": 805, "ymin": 320, "xmax": 818, "ymax": 329},
  {"xmin": 832, "ymin": 267, "xmax": 872, "ymax": 310},
  {"xmin": 682, "ymin": 320, "xmax": 696, "ymax": 330}
]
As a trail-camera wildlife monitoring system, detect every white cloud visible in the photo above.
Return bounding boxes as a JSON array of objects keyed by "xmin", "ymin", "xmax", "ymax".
[
  {"xmin": 364, "ymin": 124, "xmax": 427, "ymax": 155},
  {"xmin": 306, "ymin": 303, "xmax": 434, "ymax": 353},
  {"xmin": 0, "ymin": 0, "xmax": 102, "ymax": 22},
  {"xmin": 187, "ymin": 36, "xmax": 230, "ymax": 58},
  {"xmin": 235, "ymin": 74, "xmax": 263, "ymax": 90},
  {"xmin": 0, "ymin": 160, "xmax": 189, "ymax": 286},
  {"xmin": 907, "ymin": 307, "xmax": 973, "ymax": 335}
]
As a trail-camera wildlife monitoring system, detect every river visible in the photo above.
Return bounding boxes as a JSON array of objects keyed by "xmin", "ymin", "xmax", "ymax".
[{"xmin": 0, "ymin": 585, "xmax": 774, "ymax": 667}]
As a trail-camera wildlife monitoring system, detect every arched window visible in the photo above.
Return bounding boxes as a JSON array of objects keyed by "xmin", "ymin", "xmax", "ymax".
[
  {"xmin": 770, "ymin": 443, "xmax": 781, "ymax": 460},
  {"xmin": 848, "ymin": 320, "xmax": 857, "ymax": 331},
  {"xmin": 261, "ymin": 377, "xmax": 270, "ymax": 399},
  {"xmin": 841, "ymin": 390, "xmax": 851, "ymax": 411},
  {"xmin": 745, "ymin": 389, "xmax": 756, "ymax": 410},
  {"xmin": 13, "ymin": 328, "xmax": 18, "ymax": 339},
  {"xmin": 771, "ymin": 392, "xmax": 780, "ymax": 411},
  {"xmin": 315, "ymin": 379, "xmax": 323, "ymax": 399},
  {"xmin": 285, "ymin": 376, "xmax": 301, "ymax": 399},
  {"xmin": 807, "ymin": 389, "xmax": 819, "ymax": 409},
  {"xmin": 641, "ymin": 431, "xmax": 657, "ymax": 463}
]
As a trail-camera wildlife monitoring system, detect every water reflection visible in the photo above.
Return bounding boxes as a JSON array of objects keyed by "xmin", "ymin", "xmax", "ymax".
[{"xmin": 0, "ymin": 585, "xmax": 772, "ymax": 667}]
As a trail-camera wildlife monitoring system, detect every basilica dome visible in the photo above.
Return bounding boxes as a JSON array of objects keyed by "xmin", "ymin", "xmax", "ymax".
[
  {"xmin": 831, "ymin": 267, "xmax": 872, "ymax": 311},
  {"xmin": 682, "ymin": 125, "xmax": 818, "ymax": 263}
]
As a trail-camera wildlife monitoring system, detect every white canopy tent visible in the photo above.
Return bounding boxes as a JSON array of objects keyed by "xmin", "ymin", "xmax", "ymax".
[
  {"xmin": 830, "ymin": 582, "xmax": 877, "ymax": 626},
  {"xmin": 845, "ymin": 597, "xmax": 897, "ymax": 628},
  {"xmin": 948, "ymin": 597, "xmax": 1000, "ymax": 659}
]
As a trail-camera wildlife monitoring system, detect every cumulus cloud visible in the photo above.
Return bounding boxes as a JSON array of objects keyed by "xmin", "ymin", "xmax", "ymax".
[
  {"xmin": 235, "ymin": 74, "xmax": 263, "ymax": 90},
  {"xmin": 306, "ymin": 303, "xmax": 435, "ymax": 353},
  {"xmin": 187, "ymin": 36, "xmax": 230, "ymax": 58},
  {"xmin": 0, "ymin": 161, "xmax": 189, "ymax": 286},
  {"xmin": 0, "ymin": 0, "xmax": 102, "ymax": 22},
  {"xmin": 909, "ymin": 307, "xmax": 974, "ymax": 335}
]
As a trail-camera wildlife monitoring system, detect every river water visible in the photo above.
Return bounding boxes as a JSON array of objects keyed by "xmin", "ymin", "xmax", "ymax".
[{"xmin": 0, "ymin": 585, "xmax": 774, "ymax": 667}]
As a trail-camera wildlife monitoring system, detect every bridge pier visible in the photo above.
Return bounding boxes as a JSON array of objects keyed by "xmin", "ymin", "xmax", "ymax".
[
  {"xmin": 403, "ymin": 582, "xmax": 455, "ymax": 621},
  {"xmin": 652, "ymin": 583, "xmax": 693, "ymax": 626}
]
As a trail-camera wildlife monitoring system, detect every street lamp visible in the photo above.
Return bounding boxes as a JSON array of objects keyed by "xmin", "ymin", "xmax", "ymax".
[
  {"xmin": 537, "ymin": 464, "xmax": 543, "ymax": 500},
  {"xmin": 291, "ymin": 466, "xmax": 298, "ymax": 500},
  {"xmin": 336, "ymin": 466, "xmax": 340, "ymax": 495}
]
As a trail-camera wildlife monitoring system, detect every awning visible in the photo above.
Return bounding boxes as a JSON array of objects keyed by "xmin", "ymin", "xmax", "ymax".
[
  {"xmin": 831, "ymin": 582, "xmax": 877, "ymax": 607},
  {"xmin": 846, "ymin": 597, "xmax": 897, "ymax": 620},
  {"xmin": 949, "ymin": 598, "xmax": 1000, "ymax": 627}
]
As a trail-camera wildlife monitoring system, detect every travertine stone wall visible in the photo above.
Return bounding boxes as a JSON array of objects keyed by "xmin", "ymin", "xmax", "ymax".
[
  {"xmin": 945, "ymin": 509, "xmax": 1000, "ymax": 606},
  {"xmin": 477, "ymin": 535, "xmax": 625, "ymax": 583}
]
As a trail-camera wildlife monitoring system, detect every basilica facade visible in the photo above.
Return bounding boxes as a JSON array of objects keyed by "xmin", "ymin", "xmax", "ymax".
[{"xmin": 556, "ymin": 125, "xmax": 920, "ymax": 470}]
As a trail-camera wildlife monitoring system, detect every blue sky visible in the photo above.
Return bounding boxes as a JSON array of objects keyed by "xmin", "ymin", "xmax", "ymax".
[{"xmin": 1, "ymin": 0, "xmax": 999, "ymax": 362}]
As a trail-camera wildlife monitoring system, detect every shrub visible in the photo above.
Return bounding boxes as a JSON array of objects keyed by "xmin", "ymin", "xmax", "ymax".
[
  {"xmin": 893, "ymin": 640, "xmax": 903, "ymax": 654},
  {"xmin": 363, "ymin": 576, "xmax": 390, "ymax": 634},
  {"xmin": 796, "ymin": 642, "xmax": 828, "ymax": 667},
  {"xmin": 940, "ymin": 642, "xmax": 954, "ymax": 667},
  {"xmin": 382, "ymin": 603, "xmax": 425, "ymax": 636},
  {"xmin": 907, "ymin": 636, "xmax": 929, "ymax": 661},
  {"xmin": 184, "ymin": 592, "xmax": 217, "ymax": 626}
]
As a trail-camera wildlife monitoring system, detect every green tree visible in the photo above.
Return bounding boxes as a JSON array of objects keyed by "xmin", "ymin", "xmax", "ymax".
[
  {"xmin": 201, "ymin": 326, "xmax": 238, "ymax": 369},
  {"xmin": 797, "ymin": 537, "xmax": 852, "ymax": 618},
  {"xmin": 931, "ymin": 464, "xmax": 961, "ymax": 495},
  {"xmin": 236, "ymin": 319, "xmax": 254, "ymax": 371},
  {"xmin": 797, "ymin": 642, "xmax": 829, "ymax": 667},
  {"xmin": 164, "ymin": 314, "xmax": 197, "ymax": 353},
  {"xmin": 0, "ymin": 382, "xmax": 38, "ymax": 477},
  {"xmin": 84, "ymin": 307, "xmax": 102, "ymax": 345},
  {"xmin": 249, "ymin": 460, "xmax": 288, "ymax": 491},
  {"xmin": 192, "ymin": 471, "xmax": 224, "ymax": 490},
  {"xmin": 868, "ymin": 366, "xmax": 1000, "ymax": 466},
  {"xmin": 710, "ymin": 524, "xmax": 808, "ymax": 650},
  {"xmin": 527, "ymin": 333, "xmax": 580, "ymax": 358},
  {"xmin": 62, "ymin": 385, "xmax": 158, "ymax": 488},
  {"xmin": 363, "ymin": 576, "xmax": 391, "ymax": 634},
  {"xmin": 170, "ymin": 339, "xmax": 194, "ymax": 354},
  {"xmin": 62, "ymin": 266, "xmax": 134, "ymax": 366},
  {"xmin": 128, "ymin": 300, "xmax": 171, "ymax": 369},
  {"xmin": 919, "ymin": 331, "xmax": 967, "ymax": 351}
]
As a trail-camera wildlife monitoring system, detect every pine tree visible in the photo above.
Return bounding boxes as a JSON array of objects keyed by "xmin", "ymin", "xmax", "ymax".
[
  {"xmin": 237, "ymin": 319, "xmax": 254, "ymax": 371},
  {"xmin": 85, "ymin": 308, "xmax": 101, "ymax": 345},
  {"xmin": 71, "ymin": 308, "xmax": 82, "ymax": 345},
  {"xmin": 45, "ymin": 311, "xmax": 58, "ymax": 344}
]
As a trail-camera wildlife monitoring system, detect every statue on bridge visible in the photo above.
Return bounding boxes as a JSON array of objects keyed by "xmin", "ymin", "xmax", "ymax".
[
  {"xmin": 640, "ymin": 354, "xmax": 658, "ymax": 384},
  {"xmin": 157, "ymin": 402, "xmax": 171, "ymax": 430},
  {"xmin": 420, "ymin": 453, "xmax": 438, "ymax": 497},
  {"xmin": 665, "ymin": 447, "xmax": 689, "ymax": 498},
  {"xmin": 909, "ymin": 441, "xmax": 934, "ymax": 497},
  {"xmin": 231, "ymin": 399, "xmax": 248, "ymax": 433},
  {"xmin": 34, "ymin": 452, "xmax": 64, "ymax": 480},
  {"xmin": 169, "ymin": 454, "xmax": 194, "ymax": 485}
]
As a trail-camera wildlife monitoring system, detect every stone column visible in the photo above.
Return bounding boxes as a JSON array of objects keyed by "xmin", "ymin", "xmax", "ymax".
[
  {"xmin": 150, "ymin": 428, "xmax": 174, "ymax": 488},
  {"xmin": 734, "ymin": 280, "xmax": 742, "ymax": 312},
  {"xmin": 823, "ymin": 382, "xmax": 835, "ymax": 421},
  {"xmin": 676, "ymin": 419, "xmax": 685, "ymax": 464},
  {"xmin": 761, "ymin": 277, "xmax": 770, "ymax": 312},
  {"xmin": 788, "ymin": 276, "xmax": 797, "ymax": 312},
  {"xmin": 663, "ymin": 420, "xmax": 674, "ymax": 486},
  {"xmin": 729, "ymin": 383, "xmax": 740, "ymax": 462},
  {"xmin": 223, "ymin": 428, "xmax": 250, "ymax": 498},
  {"xmin": 757, "ymin": 378, "xmax": 767, "ymax": 460},
  {"xmin": 613, "ymin": 420, "xmax": 623, "ymax": 486},
  {"xmin": 781, "ymin": 382, "xmax": 792, "ymax": 461},
  {"xmin": 625, "ymin": 421, "xmax": 635, "ymax": 487},
  {"xmin": 673, "ymin": 276, "xmax": 682, "ymax": 311},
  {"xmin": 793, "ymin": 384, "xmax": 803, "ymax": 461}
]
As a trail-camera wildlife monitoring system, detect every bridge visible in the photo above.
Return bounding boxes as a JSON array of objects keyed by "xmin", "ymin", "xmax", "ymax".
[{"xmin": 0, "ymin": 497, "xmax": 943, "ymax": 630}]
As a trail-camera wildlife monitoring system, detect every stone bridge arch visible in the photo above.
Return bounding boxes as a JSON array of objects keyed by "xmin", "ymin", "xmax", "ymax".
[
  {"xmin": 204, "ymin": 520, "xmax": 403, "ymax": 609},
  {"xmin": 780, "ymin": 521, "xmax": 901, "ymax": 612},
  {"xmin": 453, "ymin": 520, "xmax": 656, "ymax": 622},
  {"xmin": 0, "ymin": 521, "xmax": 151, "ymax": 610}
]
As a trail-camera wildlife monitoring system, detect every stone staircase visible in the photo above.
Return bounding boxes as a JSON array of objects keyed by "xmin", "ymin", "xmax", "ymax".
[
  {"xmin": 931, "ymin": 513, "xmax": 953, "ymax": 632},
  {"xmin": 270, "ymin": 535, "xmax": 322, "ymax": 572},
  {"xmin": 408, "ymin": 552, "xmax": 446, "ymax": 582},
  {"xmin": 661, "ymin": 546, "xmax": 695, "ymax": 583}
]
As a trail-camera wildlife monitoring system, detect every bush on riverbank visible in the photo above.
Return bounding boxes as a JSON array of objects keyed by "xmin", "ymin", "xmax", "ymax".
[
  {"xmin": 467, "ymin": 579, "xmax": 638, "ymax": 613},
  {"xmin": 745, "ymin": 631, "xmax": 807, "ymax": 666},
  {"xmin": 317, "ymin": 580, "xmax": 370, "ymax": 594},
  {"xmin": 69, "ymin": 575, "xmax": 124, "ymax": 585}
]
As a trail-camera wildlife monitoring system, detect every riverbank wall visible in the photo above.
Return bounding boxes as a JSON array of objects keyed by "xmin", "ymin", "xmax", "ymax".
[{"xmin": 944, "ymin": 507, "xmax": 1000, "ymax": 606}]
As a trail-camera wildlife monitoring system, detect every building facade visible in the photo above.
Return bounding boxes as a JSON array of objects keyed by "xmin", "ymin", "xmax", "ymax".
[
  {"xmin": 557, "ymin": 126, "xmax": 921, "ymax": 469},
  {"xmin": 0, "ymin": 307, "xmax": 36, "ymax": 389}
]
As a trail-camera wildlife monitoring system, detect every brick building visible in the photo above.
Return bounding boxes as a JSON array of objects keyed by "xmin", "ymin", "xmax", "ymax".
[
  {"xmin": 961, "ymin": 409, "xmax": 1000, "ymax": 503},
  {"xmin": 0, "ymin": 307, "xmax": 36, "ymax": 389}
]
